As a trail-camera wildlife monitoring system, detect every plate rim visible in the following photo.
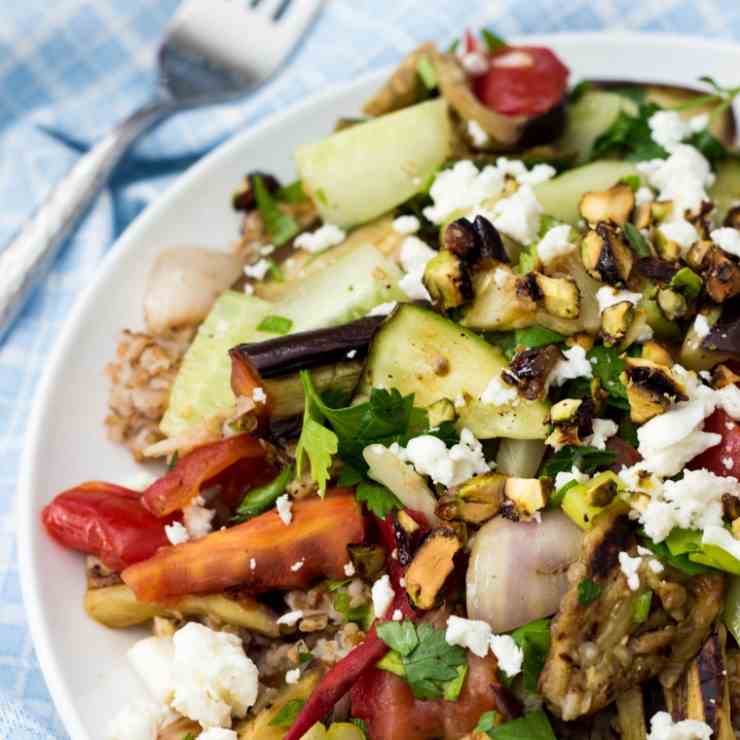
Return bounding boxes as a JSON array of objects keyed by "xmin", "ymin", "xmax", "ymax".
[{"xmin": 17, "ymin": 30, "xmax": 740, "ymax": 739}]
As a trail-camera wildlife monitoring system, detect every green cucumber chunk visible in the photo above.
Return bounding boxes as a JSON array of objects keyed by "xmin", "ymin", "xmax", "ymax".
[
  {"xmin": 162, "ymin": 244, "xmax": 404, "ymax": 437},
  {"xmin": 360, "ymin": 303, "xmax": 548, "ymax": 440},
  {"xmin": 295, "ymin": 98, "xmax": 452, "ymax": 227}
]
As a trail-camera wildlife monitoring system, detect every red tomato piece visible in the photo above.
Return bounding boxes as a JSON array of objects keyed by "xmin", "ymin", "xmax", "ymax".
[
  {"xmin": 690, "ymin": 409, "xmax": 740, "ymax": 478},
  {"xmin": 142, "ymin": 433, "xmax": 266, "ymax": 517},
  {"xmin": 474, "ymin": 46, "xmax": 569, "ymax": 116},
  {"xmin": 41, "ymin": 482, "xmax": 176, "ymax": 571}
]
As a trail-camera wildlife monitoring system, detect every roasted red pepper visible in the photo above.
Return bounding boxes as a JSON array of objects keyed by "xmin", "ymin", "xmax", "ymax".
[
  {"xmin": 143, "ymin": 433, "xmax": 266, "ymax": 517},
  {"xmin": 42, "ymin": 482, "xmax": 176, "ymax": 571}
]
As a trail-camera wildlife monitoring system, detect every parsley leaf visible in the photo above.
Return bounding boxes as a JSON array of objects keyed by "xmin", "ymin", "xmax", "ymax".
[
  {"xmin": 476, "ymin": 711, "xmax": 499, "ymax": 734},
  {"xmin": 277, "ymin": 180, "xmax": 307, "ymax": 203},
  {"xmin": 269, "ymin": 698, "xmax": 306, "ymax": 727},
  {"xmin": 333, "ymin": 589, "xmax": 373, "ymax": 630},
  {"xmin": 510, "ymin": 618, "xmax": 550, "ymax": 693},
  {"xmin": 376, "ymin": 621, "xmax": 467, "ymax": 700},
  {"xmin": 623, "ymin": 222, "xmax": 652, "ymax": 258},
  {"xmin": 256, "ymin": 315, "xmax": 293, "ymax": 335},
  {"xmin": 253, "ymin": 175, "xmax": 299, "ymax": 246},
  {"xmin": 356, "ymin": 481, "xmax": 402, "ymax": 518},
  {"xmin": 577, "ymin": 578, "xmax": 602, "ymax": 605},
  {"xmin": 515, "ymin": 325, "xmax": 566, "ymax": 350},
  {"xmin": 588, "ymin": 345, "xmax": 629, "ymax": 410},
  {"xmin": 482, "ymin": 710, "xmax": 557, "ymax": 740},
  {"xmin": 295, "ymin": 372, "xmax": 339, "ymax": 496},
  {"xmin": 591, "ymin": 102, "xmax": 667, "ymax": 162},
  {"xmin": 620, "ymin": 174, "xmax": 641, "ymax": 192},
  {"xmin": 541, "ymin": 446, "xmax": 616, "ymax": 478},
  {"xmin": 234, "ymin": 465, "xmax": 293, "ymax": 522},
  {"xmin": 481, "ymin": 29, "xmax": 507, "ymax": 53}
]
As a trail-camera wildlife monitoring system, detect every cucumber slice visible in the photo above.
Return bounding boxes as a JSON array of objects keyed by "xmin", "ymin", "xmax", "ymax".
[
  {"xmin": 711, "ymin": 158, "xmax": 740, "ymax": 223},
  {"xmin": 361, "ymin": 304, "xmax": 548, "ymax": 440},
  {"xmin": 162, "ymin": 245, "xmax": 404, "ymax": 437},
  {"xmin": 161, "ymin": 291, "xmax": 274, "ymax": 437},
  {"xmin": 556, "ymin": 90, "xmax": 637, "ymax": 164},
  {"xmin": 534, "ymin": 160, "xmax": 638, "ymax": 225},
  {"xmin": 295, "ymin": 98, "xmax": 452, "ymax": 227}
]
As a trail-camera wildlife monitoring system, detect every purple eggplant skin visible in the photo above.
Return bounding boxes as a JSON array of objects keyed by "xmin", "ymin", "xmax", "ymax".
[
  {"xmin": 702, "ymin": 299, "xmax": 740, "ymax": 354},
  {"xmin": 519, "ymin": 97, "xmax": 567, "ymax": 148},
  {"xmin": 231, "ymin": 315, "xmax": 385, "ymax": 379}
]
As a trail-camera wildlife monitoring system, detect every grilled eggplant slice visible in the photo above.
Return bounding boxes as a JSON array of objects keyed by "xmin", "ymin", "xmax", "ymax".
[
  {"xmin": 615, "ymin": 687, "xmax": 648, "ymax": 740},
  {"xmin": 539, "ymin": 509, "xmax": 724, "ymax": 720}
]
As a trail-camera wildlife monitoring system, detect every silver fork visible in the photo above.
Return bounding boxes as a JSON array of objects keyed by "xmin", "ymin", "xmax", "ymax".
[{"xmin": 0, "ymin": 0, "xmax": 321, "ymax": 343}]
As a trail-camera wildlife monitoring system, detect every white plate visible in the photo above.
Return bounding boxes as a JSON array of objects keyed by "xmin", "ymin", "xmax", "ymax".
[{"xmin": 18, "ymin": 31, "xmax": 740, "ymax": 739}]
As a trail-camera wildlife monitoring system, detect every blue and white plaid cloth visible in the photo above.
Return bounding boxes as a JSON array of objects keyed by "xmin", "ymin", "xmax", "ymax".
[{"xmin": 2, "ymin": 0, "xmax": 740, "ymax": 736}]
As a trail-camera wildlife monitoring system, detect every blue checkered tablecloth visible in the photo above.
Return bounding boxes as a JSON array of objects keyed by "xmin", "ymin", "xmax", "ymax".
[{"xmin": 2, "ymin": 0, "xmax": 740, "ymax": 737}]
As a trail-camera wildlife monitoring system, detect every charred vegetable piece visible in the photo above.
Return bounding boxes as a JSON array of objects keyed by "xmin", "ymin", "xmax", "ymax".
[
  {"xmin": 579, "ymin": 183, "xmax": 635, "ymax": 226},
  {"xmin": 502, "ymin": 344, "xmax": 562, "ymax": 401},
  {"xmin": 539, "ymin": 509, "xmax": 724, "ymax": 721},
  {"xmin": 232, "ymin": 171, "xmax": 281, "ymax": 212},
  {"xmin": 623, "ymin": 358, "xmax": 687, "ymax": 424},
  {"xmin": 142, "ymin": 434, "xmax": 266, "ymax": 517},
  {"xmin": 423, "ymin": 250, "xmax": 473, "ymax": 309},
  {"xmin": 84, "ymin": 583, "xmax": 279, "ymax": 636},
  {"xmin": 615, "ymin": 687, "xmax": 647, "ymax": 740},
  {"xmin": 656, "ymin": 288, "xmax": 688, "ymax": 321},
  {"xmin": 443, "ymin": 216, "xmax": 507, "ymax": 264},
  {"xmin": 122, "ymin": 491, "xmax": 364, "ymax": 602},
  {"xmin": 642, "ymin": 340, "xmax": 673, "ymax": 368},
  {"xmin": 581, "ymin": 222, "xmax": 634, "ymax": 285},
  {"xmin": 675, "ymin": 626, "xmax": 734, "ymax": 740},
  {"xmin": 404, "ymin": 528, "xmax": 461, "ymax": 609},
  {"xmin": 533, "ymin": 272, "xmax": 581, "ymax": 319},
  {"xmin": 42, "ymin": 482, "xmax": 177, "ymax": 572},
  {"xmin": 232, "ymin": 316, "xmax": 384, "ymax": 379}
]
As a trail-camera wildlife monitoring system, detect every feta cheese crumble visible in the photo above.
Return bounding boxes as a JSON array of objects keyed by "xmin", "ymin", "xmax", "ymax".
[
  {"xmin": 285, "ymin": 668, "xmax": 301, "ymax": 685},
  {"xmin": 276, "ymin": 494, "xmax": 293, "ymax": 526},
  {"xmin": 487, "ymin": 183, "xmax": 543, "ymax": 244},
  {"xmin": 106, "ymin": 701, "xmax": 164, "ymax": 740},
  {"xmin": 659, "ymin": 219, "xmax": 699, "ymax": 252},
  {"xmin": 260, "ymin": 244, "xmax": 275, "ymax": 256},
  {"xmin": 294, "ymin": 223, "xmax": 346, "ymax": 253},
  {"xmin": 618, "ymin": 551, "xmax": 641, "ymax": 591},
  {"xmin": 424, "ymin": 161, "xmax": 505, "ymax": 223},
  {"xmin": 635, "ymin": 186, "xmax": 655, "ymax": 206},
  {"xmin": 445, "ymin": 615, "xmax": 491, "ymax": 658},
  {"xmin": 496, "ymin": 157, "xmax": 556, "ymax": 186},
  {"xmin": 371, "ymin": 574, "xmax": 395, "ymax": 619},
  {"xmin": 243, "ymin": 259, "xmax": 271, "ymax": 281},
  {"xmin": 165, "ymin": 521, "xmax": 190, "ymax": 546},
  {"xmin": 252, "ymin": 387, "xmax": 267, "ymax": 404},
  {"xmin": 548, "ymin": 345, "xmax": 593, "ymax": 387},
  {"xmin": 710, "ymin": 226, "xmax": 740, "ymax": 257},
  {"xmin": 171, "ymin": 622, "xmax": 259, "ymax": 729},
  {"xmin": 184, "ymin": 496, "xmax": 215, "ymax": 540},
  {"xmin": 537, "ymin": 224, "xmax": 575, "ymax": 264},
  {"xmin": 459, "ymin": 51, "xmax": 489, "ymax": 76},
  {"xmin": 648, "ymin": 110, "xmax": 708, "ymax": 153},
  {"xmin": 128, "ymin": 636, "xmax": 176, "ymax": 705},
  {"xmin": 595, "ymin": 286, "xmax": 642, "ymax": 313},
  {"xmin": 554, "ymin": 465, "xmax": 589, "ymax": 491},
  {"xmin": 489, "ymin": 634, "xmax": 524, "ymax": 677},
  {"xmin": 480, "ymin": 374, "xmax": 518, "ymax": 406},
  {"xmin": 401, "ymin": 427, "xmax": 489, "ymax": 487},
  {"xmin": 344, "ymin": 561, "xmax": 356, "ymax": 577},
  {"xmin": 277, "ymin": 610, "xmax": 304, "ymax": 626},
  {"xmin": 584, "ymin": 418, "xmax": 618, "ymax": 450},
  {"xmin": 199, "ymin": 730, "xmax": 238, "ymax": 740},
  {"xmin": 392, "ymin": 609, "xmax": 403, "ymax": 621},
  {"xmin": 398, "ymin": 236, "xmax": 436, "ymax": 301},
  {"xmin": 647, "ymin": 710, "xmax": 712, "ymax": 740},
  {"xmin": 693, "ymin": 314, "xmax": 711, "ymax": 338},
  {"xmin": 467, "ymin": 119, "xmax": 489, "ymax": 147},
  {"xmin": 392, "ymin": 214, "xmax": 421, "ymax": 235},
  {"xmin": 290, "ymin": 559, "xmax": 305, "ymax": 572}
]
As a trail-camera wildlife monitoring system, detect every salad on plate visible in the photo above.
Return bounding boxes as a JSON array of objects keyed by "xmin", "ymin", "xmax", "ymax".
[{"xmin": 40, "ymin": 28, "xmax": 740, "ymax": 740}]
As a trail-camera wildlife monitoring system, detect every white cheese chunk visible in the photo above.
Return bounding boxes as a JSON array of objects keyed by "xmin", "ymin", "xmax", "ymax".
[
  {"xmin": 128, "ymin": 636, "xmax": 175, "ymax": 705},
  {"xmin": 398, "ymin": 236, "xmax": 436, "ymax": 301},
  {"xmin": 171, "ymin": 622, "xmax": 259, "ymax": 729},
  {"xmin": 548, "ymin": 345, "xmax": 593, "ymax": 387},
  {"xmin": 106, "ymin": 702, "xmax": 164, "ymax": 740},
  {"xmin": 277, "ymin": 610, "xmax": 304, "ymax": 626},
  {"xmin": 467, "ymin": 119, "xmax": 489, "ymax": 147},
  {"xmin": 693, "ymin": 314, "xmax": 711, "ymax": 338},
  {"xmin": 445, "ymin": 615, "xmax": 492, "ymax": 658},
  {"xmin": 647, "ymin": 710, "xmax": 712, "ymax": 740},
  {"xmin": 489, "ymin": 183, "xmax": 543, "ymax": 244},
  {"xmin": 479, "ymin": 374, "xmax": 518, "ymax": 406},
  {"xmin": 554, "ymin": 466, "xmax": 588, "ymax": 491},
  {"xmin": 371, "ymin": 574, "xmax": 395, "ymax": 619},
  {"xmin": 537, "ymin": 224, "xmax": 575, "ymax": 264},
  {"xmin": 648, "ymin": 110, "xmax": 708, "ymax": 153},
  {"xmin": 710, "ymin": 226, "xmax": 740, "ymax": 258},
  {"xmin": 618, "ymin": 551, "xmax": 641, "ymax": 591},
  {"xmin": 489, "ymin": 634, "xmax": 523, "ymax": 677},
  {"xmin": 585, "ymin": 418, "xmax": 618, "ymax": 450},
  {"xmin": 165, "ymin": 521, "xmax": 190, "ymax": 546},
  {"xmin": 659, "ymin": 220, "xmax": 699, "ymax": 253},
  {"xmin": 294, "ymin": 223, "xmax": 346, "ymax": 253},
  {"xmin": 423, "ymin": 161, "xmax": 504, "ymax": 223},
  {"xmin": 596, "ymin": 286, "xmax": 642, "ymax": 313},
  {"xmin": 243, "ymin": 259, "xmax": 271, "ymax": 281},
  {"xmin": 199, "ymin": 730, "xmax": 238, "ymax": 740},
  {"xmin": 183, "ymin": 496, "xmax": 215, "ymax": 540},
  {"xmin": 276, "ymin": 494, "xmax": 293, "ymax": 526},
  {"xmin": 635, "ymin": 186, "xmax": 655, "ymax": 206},
  {"xmin": 285, "ymin": 669, "xmax": 301, "ymax": 685},
  {"xmin": 392, "ymin": 215, "xmax": 420, "ymax": 235}
]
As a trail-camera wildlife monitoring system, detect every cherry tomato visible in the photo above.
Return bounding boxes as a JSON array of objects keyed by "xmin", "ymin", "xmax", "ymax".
[
  {"xmin": 690, "ymin": 409, "xmax": 740, "ymax": 478},
  {"xmin": 42, "ymin": 482, "xmax": 176, "ymax": 571},
  {"xmin": 474, "ymin": 46, "xmax": 569, "ymax": 116}
]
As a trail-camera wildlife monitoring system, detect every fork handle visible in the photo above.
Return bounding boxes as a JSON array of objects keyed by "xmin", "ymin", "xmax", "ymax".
[{"xmin": 0, "ymin": 100, "xmax": 171, "ymax": 343}]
